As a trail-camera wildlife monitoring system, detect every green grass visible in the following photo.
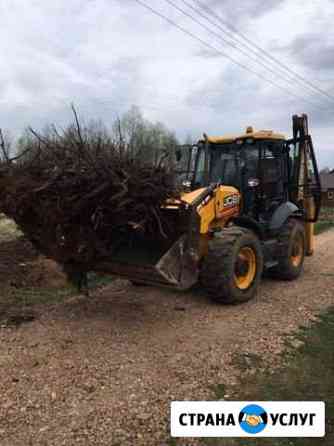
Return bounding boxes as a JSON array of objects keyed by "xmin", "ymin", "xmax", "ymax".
[
  {"xmin": 314, "ymin": 207, "xmax": 334, "ymax": 235},
  {"xmin": 0, "ymin": 285, "xmax": 77, "ymax": 327},
  {"xmin": 87, "ymin": 272, "xmax": 115, "ymax": 289},
  {"xmin": 321, "ymin": 207, "xmax": 334, "ymax": 217},
  {"xmin": 315, "ymin": 220, "xmax": 334, "ymax": 235},
  {"xmin": 0, "ymin": 284, "xmax": 77, "ymax": 325},
  {"xmin": 5, "ymin": 285, "xmax": 77, "ymax": 306},
  {"xmin": 2, "ymin": 273, "xmax": 113, "ymax": 308},
  {"xmin": 203, "ymin": 307, "xmax": 334, "ymax": 446},
  {"xmin": 0, "ymin": 273, "xmax": 114, "ymax": 326}
]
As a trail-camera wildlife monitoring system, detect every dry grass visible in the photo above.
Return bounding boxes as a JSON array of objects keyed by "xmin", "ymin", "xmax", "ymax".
[{"xmin": 0, "ymin": 214, "xmax": 22, "ymax": 242}]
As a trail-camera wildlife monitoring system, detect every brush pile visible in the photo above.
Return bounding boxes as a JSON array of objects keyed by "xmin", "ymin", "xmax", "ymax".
[{"xmin": 0, "ymin": 113, "xmax": 179, "ymax": 283}]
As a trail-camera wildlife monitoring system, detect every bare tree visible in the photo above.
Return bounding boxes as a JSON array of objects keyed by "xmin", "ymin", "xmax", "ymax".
[
  {"xmin": 0, "ymin": 129, "xmax": 12, "ymax": 162},
  {"xmin": 111, "ymin": 105, "xmax": 179, "ymax": 165}
]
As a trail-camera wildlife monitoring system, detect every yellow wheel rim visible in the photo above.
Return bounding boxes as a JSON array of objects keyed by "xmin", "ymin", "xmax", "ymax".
[
  {"xmin": 291, "ymin": 233, "xmax": 304, "ymax": 267},
  {"xmin": 234, "ymin": 247, "xmax": 257, "ymax": 290}
]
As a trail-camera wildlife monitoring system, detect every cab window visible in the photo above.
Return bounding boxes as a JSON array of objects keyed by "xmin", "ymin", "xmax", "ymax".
[
  {"xmin": 193, "ymin": 146, "xmax": 206, "ymax": 187},
  {"xmin": 210, "ymin": 144, "xmax": 240, "ymax": 188}
]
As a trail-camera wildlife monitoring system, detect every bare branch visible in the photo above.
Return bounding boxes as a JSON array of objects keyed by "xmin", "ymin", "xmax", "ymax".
[
  {"xmin": 0, "ymin": 129, "xmax": 10, "ymax": 163},
  {"xmin": 71, "ymin": 103, "xmax": 84, "ymax": 146}
]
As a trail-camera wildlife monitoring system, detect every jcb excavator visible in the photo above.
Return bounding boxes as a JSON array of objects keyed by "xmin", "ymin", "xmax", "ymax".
[{"xmin": 95, "ymin": 114, "xmax": 321, "ymax": 304}]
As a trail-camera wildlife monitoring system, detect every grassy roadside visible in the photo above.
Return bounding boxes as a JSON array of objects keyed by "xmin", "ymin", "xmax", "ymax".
[
  {"xmin": 315, "ymin": 207, "xmax": 334, "ymax": 235},
  {"xmin": 205, "ymin": 307, "xmax": 334, "ymax": 446},
  {"xmin": 315, "ymin": 220, "xmax": 334, "ymax": 235}
]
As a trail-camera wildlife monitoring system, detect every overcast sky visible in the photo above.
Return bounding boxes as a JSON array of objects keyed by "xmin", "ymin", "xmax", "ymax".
[{"xmin": 0, "ymin": 0, "xmax": 333, "ymax": 166}]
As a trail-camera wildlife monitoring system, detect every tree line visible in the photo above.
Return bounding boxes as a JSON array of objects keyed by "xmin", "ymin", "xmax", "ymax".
[{"xmin": 0, "ymin": 105, "xmax": 190, "ymax": 168}]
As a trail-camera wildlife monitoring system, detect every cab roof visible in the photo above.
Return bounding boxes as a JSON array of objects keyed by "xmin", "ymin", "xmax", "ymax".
[{"xmin": 206, "ymin": 129, "xmax": 286, "ymax": 144}]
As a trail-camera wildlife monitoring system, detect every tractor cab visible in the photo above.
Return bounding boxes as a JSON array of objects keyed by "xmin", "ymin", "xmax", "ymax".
[
  {"xmin": 192, "ymin": 129, "xmax": 288, "ymax": 218},
  {"xmin": 180, "ymin": 119, "xmax": 321, "ymax": 227}
]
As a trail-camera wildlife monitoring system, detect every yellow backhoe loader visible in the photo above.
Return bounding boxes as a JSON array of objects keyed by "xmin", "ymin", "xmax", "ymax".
[{"xmin": 94, "ymin": 114, "xmax": 321, "ymax": 303}]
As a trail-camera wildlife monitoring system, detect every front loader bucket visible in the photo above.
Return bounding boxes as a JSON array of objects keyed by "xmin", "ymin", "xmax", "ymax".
[
  {"xmin": 92, "ymin": 186, "xmax": 214, "ymax": 290},
  {"xmin": 93, "ymin": 235, "xmax": 199, "ymax": 290}
]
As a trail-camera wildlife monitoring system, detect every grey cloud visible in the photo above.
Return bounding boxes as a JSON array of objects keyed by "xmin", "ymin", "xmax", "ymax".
[
  {"xmin": 205, "ymin": 0, "xmax": 286, "ymax": 23},
  {"xmin": 0, "ymin": 0, "xmax": 333, "ymax": 169},
  {"xmin": 288, "ymin": 33, "xmax": 334, "ymax": 71},
  {"xmin": 187, "ymin": 0, "xmax": 286, "ymax": 60}
]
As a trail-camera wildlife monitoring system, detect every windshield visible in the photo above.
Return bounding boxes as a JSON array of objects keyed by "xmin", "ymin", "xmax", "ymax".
[
  {"xmin": 193, "ymin": 141, "xmax": 260, "ymax": 188},
  {"xmin": 210, "ymin": 144, "xmax": 240, "ymax": 187}
]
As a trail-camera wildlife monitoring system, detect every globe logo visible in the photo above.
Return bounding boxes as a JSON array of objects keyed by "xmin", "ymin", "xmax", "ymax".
[{"xmin": 239, "ymin": 404, "xmax": 268, "ymax": 434}]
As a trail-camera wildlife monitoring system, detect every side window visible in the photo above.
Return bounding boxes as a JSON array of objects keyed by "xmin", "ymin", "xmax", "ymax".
[
  {"xmin": 211, "ymin": 152, "xmax": 235, "ymax": 184},
  {"xmin": 286, "ymin": 141, "xmax": 317, "ymax": 186},
  {"xmin": 193, "ymin": 147, "xmax": 206, "ymax": 186},
  {"xmin": 210, "ymin": 145, "xmax": 241, "ymax": 188},
  {"xmin": 288, "ymin": 141, "xmax": 299, "ymax": 182},
  {"xmin": 244, "ymin": 147, "xmax": 259, "ymax": 180},
  {"xmin": 260, "ymin": 141, "xmax": 284, "ymax": 183},
  {"xmin": 305, "ymin": 145, "xmax": 317, "ymax": 186}
]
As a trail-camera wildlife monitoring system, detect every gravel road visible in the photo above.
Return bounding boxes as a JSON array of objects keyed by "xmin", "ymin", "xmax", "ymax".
[{"xmin": 1, "ymin": 230, "xmax": 334, "ymax": 446}]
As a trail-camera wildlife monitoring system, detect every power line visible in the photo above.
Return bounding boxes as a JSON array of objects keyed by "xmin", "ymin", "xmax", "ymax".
[
  {"xmin": 133, "ymin": 0, "xmax": 330, "ymax": 110},
  {"xmin": 164, "ymin": 0, "xmax": 328, "ymax": 106},
  {"xmin": 189, "ymin": 0, "xmax": 334, "ymax": 103},
  {"xmin": 180, "ymin": 0, "xmax": 331, "ymax": 102}
]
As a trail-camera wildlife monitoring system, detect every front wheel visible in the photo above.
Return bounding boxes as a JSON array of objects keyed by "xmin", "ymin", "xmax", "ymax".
[{"xmin": 200, "ymin": 227, "xmax": 263, "ymax": 304}]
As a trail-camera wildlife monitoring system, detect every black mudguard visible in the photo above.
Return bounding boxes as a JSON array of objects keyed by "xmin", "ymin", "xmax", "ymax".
[{"xmin": 269, "ymin": 202, "xmax": 300, "ymax": 231}]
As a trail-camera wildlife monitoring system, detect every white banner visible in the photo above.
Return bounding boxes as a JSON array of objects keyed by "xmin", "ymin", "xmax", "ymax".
[{"xmin": 171, "ymin": 401, "xmax": 325, "ymax": 438}]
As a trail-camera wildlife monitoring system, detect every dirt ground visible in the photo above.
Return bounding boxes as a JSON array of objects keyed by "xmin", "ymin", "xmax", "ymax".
[
  {"xmin": 0, "ymin": 238, "xmax": 67, "ymax": 289},
  {"xmin": 0, "ymin": 230, "xmax": 334, "ymax": 446}
]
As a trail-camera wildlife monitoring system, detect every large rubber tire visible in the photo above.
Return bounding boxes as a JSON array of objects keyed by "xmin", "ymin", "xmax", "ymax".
[
  {"xmin": 270, "ymin": 219, "xmax": 305, "ymax": 280},
  {"xmin": 200, "ymin": 227, "xmax": 263, "ymax": 304}
]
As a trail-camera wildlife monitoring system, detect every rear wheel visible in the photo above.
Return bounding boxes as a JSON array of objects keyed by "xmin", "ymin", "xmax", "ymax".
[
  {"xmin": 271, "ymin": 219, "xmax": 305, "ymax": 280},
  {"xmin": 200, "ymin": 227, "xmax": 263, "ymax": 304}
]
